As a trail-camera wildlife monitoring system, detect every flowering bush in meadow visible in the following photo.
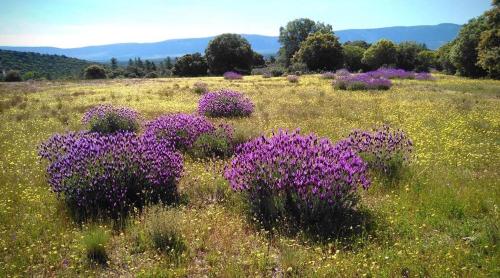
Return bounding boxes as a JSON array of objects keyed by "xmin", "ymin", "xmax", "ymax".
[
  {"xmin": 334, "ymin": 72, "xmax": 392, "ymax": 90},
  {"xmin": 287, "ymin": 75, "xmax": 299, "ymax": 83},
  {"xmin": 39, "ymin": 132, "xmax": 183, "ymax": 219},
  {"xmin": 366, "ymin": 68, "xmax": 435, "ymax": 80},
  {"xmin": 198, "ymin": 89, "xmax": 254, "ymax": 117},
  {"xmin": 224, "ymin": 129, "xmax": 370, "ymax": 235},
  {"xmin": 192, "ymin": 81, "xmax": 209, "ymax": 94},
  {"xmin": 223, "ymin": 71, "xmax": 243, "ymax": 80},
  {"xmin": 144, "ymin": 113, "xmax": 215, "ymax": 151},
  {"xmin": 82, "ymin": 104, "xmax": 141, "ymax": 134},
  {"xmin": 320, "ymin": 72, "xmax": 336, "ymax": 79},
  {"xmin": 190, "ymin": 123, "xmax": 234, "ymax": 158},
  {"xmin": 337, "ymin": 125, "xmax": 413, "ymax": 181},
  {"xmin": 415, "ymin": 72, "xmax": 435, "ymax": 80}
]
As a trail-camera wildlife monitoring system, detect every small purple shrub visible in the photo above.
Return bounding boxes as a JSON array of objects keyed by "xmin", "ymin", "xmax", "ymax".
[
  {"xmin": 337, "ymin": 125, "xmax": 413, "ymax": 182},
  {"xmin": 198, "ymin": 89, "xmax": 254, "ymax": 118},
  {"xmin": 320, "ymin": 72, "xmax": 336, "ymax": 79},
  {"xmin": 334, "ymin": 73, "xmax": 392, "ymax": 90},
  {"xmin": 366, "ymin": 68, "xmax": 434, "ymax": 80},
  {"xmin": 144, "ymin": 113, "xmax": 215, "ymax": 150},
  {"xmin": 223, "ymin": 71, "xmax": 243, "ymax": 80},
  {"xmin": 193, "ymin": 81, "xmax": 209, "ymax": 94},
  {"xmin": 190, "ymin": 123, "xmax": 235, "ymax": 158},
  {"xmin": 414, "ymin": 72, "xmax": 435, "ymax": 80},
  {"xmin": 39, "ymin": 132, "xmax": 183, "ymax": 219},
  {"xmin": 287, "ymin": 75, "xmax": 299, "ymax": 83},
  {"xmin": 224, "ymin": 129, "xmax": 370, "ymax": 235},
  {"xmin": 82, "ymin": 104, "xmax": 141, "ymax": 134}
]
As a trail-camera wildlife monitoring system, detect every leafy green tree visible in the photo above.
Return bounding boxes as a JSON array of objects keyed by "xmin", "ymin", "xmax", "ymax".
[
  {"xmin": 477, "ymin": 1, "xmax": 500, "ymax": 78},
  {"xmin": 344, "ymin": 40, "xmax": 371, "ymax": 49},
  {"xmin": 449, "ymin": 16, "xmax": 488, "ymax": 77},
  {"xmin": 205, "ymin": 34, "xmax": 255, "ymax": 74},
  {"xmin": 172, "ymin": 53, "xmax": 208, "ymax": 76},
  {"xmin": 396, "ymin": 41, "xmax": 427, "ymax": 71},
  {"xmin": 84, "ymin": 65, "xmax": 107, "ymax": 79},
  {"xmin": 4, "ymin": 70, "xmax": 21, "ymax": 82},
  {"xmin": 165, "ymin": 57, "xmax": 173, "ymax": 69},
  {"xmin": 436, "ymin": 42, "xmax": 456, "ymax": 74},
  {"xmin": 110, "ymin": 58, "xmax": 118, "ymax": 70},
  {"xmin": 343, "ymin": 45, "xmax": 366, "ymax": 72},
  {"xmin": 362, "ymin": 39, "xmax": 398, "ymax": 69},
  {"xmin": 293, "ymin": 32, "xmax": 343, "ymax": 71},
  {"xmin": 278, "ymin": 18, "xmax": 333, "ymax": 66},
  {"xmin": 253, "ymin": 52, "xmax": 266, "ymax": 67},
  {"xmin": 415, "ymin": 50, "xmax": 436, "ymax": 72}
]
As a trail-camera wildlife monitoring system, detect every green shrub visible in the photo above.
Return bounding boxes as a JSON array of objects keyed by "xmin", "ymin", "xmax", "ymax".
[
  {"xmin": 190, "ymin": 125, "xmax": 233, "ymax": 159},
  {"xmin": 84, "ymin": 65, "xmax": 107, "ymax": 79},
  {"xmin": 83, "ymin": 228, "xmax": 110, "ymax": 265},
  {"xmin": 146, "ymin": 208, "xmax": 186, "ymax": 255},
  {"xmin": 4, "ymin": 70, "xmax": 22, "ymax": 82}
]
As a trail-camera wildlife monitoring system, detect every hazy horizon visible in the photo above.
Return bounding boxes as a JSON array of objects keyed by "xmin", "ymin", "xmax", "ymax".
[{"xmin": 0, "ymin": 0, "xmax": 492, "ymax": 48}]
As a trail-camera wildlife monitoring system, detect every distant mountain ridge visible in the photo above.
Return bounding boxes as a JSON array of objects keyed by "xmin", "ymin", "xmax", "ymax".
[{"xmin": 0, "ymin": 23, "xmax": 461, "ymax": 61}]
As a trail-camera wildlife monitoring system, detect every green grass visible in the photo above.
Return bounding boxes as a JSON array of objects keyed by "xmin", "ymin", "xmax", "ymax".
[{"xmin": 0, "ymin": 74, "xmax": 499, "ymax": 276}]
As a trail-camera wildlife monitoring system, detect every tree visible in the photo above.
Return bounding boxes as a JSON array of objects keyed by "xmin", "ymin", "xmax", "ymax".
[
  {"xmin": 436, "ymin": 42, "xmax": 456, "ymax": 74},
  {"xmin": 343, "ymin": 45, "xmax": 366, "ymax": 72},
  {"xmin": 362, "ymin": 39, "xmax": 398, "ymax": 69},
  {"xmin": 172, "ymin": 53, "xmax": 208, "ymax": 76},
  {"xmin": 293, "ymin": 32, "xmax": 344, "ymax": 71},
  {"xmin": 4, "ymin": 70, "xmax": 21, "ymax": 82},
  {"xmin": 278, "ymin": 18, "xmax": 333, "ymax": 66},
  {"xmin": 253, "ymin": 52, "xmax": 266, "ymax": 67},
  {"xmin": 449, "ymin": 16, "xmax": 488, "ymax": 77},
  {"xmin": 205, "ymin": 34, "xmax": 255, "ymax": 74},
  {"xmin": 415, "ymin": 50, "xmax": 436, "ymax": 72},
  {"xmin": 396, "ymin": 41, "xmax": 427, "ymax": 71},
  {"xmin": 477, "ymin": 1, "xmax": 500, "ymax": 78},
  {"xmin": 110, "ymin": 58, "xmax": 118, "ymax": 70},
  {"xmin": 84, "ymin": 65, "xmax": 106, "ymax": 79},
  {"xmin": 344, "ymin": 40, "xmax": 371, "ymax": 49}
]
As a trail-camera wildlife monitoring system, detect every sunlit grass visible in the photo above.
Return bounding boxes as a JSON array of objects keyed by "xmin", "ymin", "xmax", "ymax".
[{"xmin": 0, "ymin": 74, "xmax": 499, "ymax": 276}]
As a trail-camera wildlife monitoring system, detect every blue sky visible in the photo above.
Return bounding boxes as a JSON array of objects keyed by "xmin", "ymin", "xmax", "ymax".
[{"xmin": 0, "ymin": 0, "xmax": 493, "ymax": 48}]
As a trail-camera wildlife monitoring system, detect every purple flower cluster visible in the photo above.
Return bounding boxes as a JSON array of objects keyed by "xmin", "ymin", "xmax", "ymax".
[
  {"xmin": 198, "ymin": 89, "xmax": 254, "ymax": 118},
  {"xmin": 39, "ymin": 132, "xmax": 183, "ymax": 218},
  {"xmin": 334, "ymin": 72, "xmax": 392, "ymax": 90},
  {"xmin": 320, "ymin": 72, "xmax": 336, "ymax": 79},
  {"xmin": 143, "ymin": 113, "xmax": 215, "ymax": 150},
  {"xmin": 337, "ymin": 125, "xmax": 413, "ymax": 176},
  {"xmin": 366, "ymin": 68, "xmax": 434, "ymax": 80},
  {"xmin": 287, "ymin": 75, "xmax": 299, "ymax": 83},
  {"xmin": 82, "ymin": 104, "xmax": 141, "ymax": 134},
  {"xmin": 224, "ymin": 130, "xmax": 370, "ymax": 205},
  {"xmin": 223, "ymin": 71, "xmax": 243, "ymax": 80}
]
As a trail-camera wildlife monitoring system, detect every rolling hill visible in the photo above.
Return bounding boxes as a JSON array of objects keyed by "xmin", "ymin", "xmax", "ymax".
[{"xmin": 0, "ymin": 24, "xmax": 461, "ymax": 61}]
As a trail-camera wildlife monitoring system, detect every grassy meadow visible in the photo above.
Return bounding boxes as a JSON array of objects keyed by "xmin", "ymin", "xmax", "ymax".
[{"xmin": 0, "ymin": 74, "xmax": 499, "ymax": 277}]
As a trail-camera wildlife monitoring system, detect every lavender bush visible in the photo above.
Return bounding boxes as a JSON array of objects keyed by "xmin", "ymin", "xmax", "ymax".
[
  {"xmin": 144, "ymin": 113, "xmax": 215, "ymax": 151},
  {"xmin": 192, "ymin": 81, "xmax": 209, "ymax": 94},
  {"xmin": 415, "ymin": 72, "xmax": 435, "ymax": 80},
  {"xmin": 287, "ymin": 75, "xmax": 299, "ymax": 83},
  {"xmin": 198, "ymin": 89, "xmax": 254, "ymax": 118},
  {"xmin": 82, "ymin": 104, "xmax": 141, "ymax": 134},
  {"xmin": 223, "ymin": 71, "xmax": 243, "ymax": 80},
  {"xmin": 366, "ymin": 68, "xmax": 434, "ymax": 80},
  {"xmin": 190, "ymin": 123, "xmax": 234, "ymax": 159},
  {"xmin": 39, "ymin": 132, "xmax": 183, "ymax": 219},
  {"xmin": 320, "ymin": 72, "xmax": 336, "ymax": 79},
  {"xmin": 337, "ymin": 125, "xmax": 413, "ymax": 182},
  {"xmin": 224, "ymin": 130, "xmax": 370, "ymax": 236},
  {"xmin": 334, "ymin": 73, "xmax": 392, "ymax": 90}
]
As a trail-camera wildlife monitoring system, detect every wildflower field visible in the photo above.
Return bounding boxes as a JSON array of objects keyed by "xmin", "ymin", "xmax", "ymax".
[{"xmin": 0, "ymin": 74, "xmax": 499, "ymax": 277}]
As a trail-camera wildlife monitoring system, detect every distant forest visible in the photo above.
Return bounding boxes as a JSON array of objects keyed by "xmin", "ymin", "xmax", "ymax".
[{"xmin": 0, "ymin": 50, "xmax": 92, "ymax": 80}]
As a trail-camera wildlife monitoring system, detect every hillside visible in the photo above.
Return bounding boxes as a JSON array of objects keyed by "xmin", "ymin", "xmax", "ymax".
[
  {"xmin": 0, "ymin": 50, "xmax": 93, "ymax": 79},
  {"xmin": 0, "ymin": 24, "xmax": 461, "ymax": 61}
]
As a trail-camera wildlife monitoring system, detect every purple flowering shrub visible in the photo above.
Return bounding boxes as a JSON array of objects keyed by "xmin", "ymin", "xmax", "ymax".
[
  {"xmin": 190, "ymin": 123, "xmax": 235, "ymax": 159},
  {"xmin": 287, "ymin": 75, "xmax": 299, "ymax": 83},
  {"xmin": 366, "ymin": 68, "xmax": 435, "ymax": 80},
  {"xmin": 193, "ymin": 81, "xmax": 209, "ymax": 94},
  {"xmin": 337, "ymin": 125, "xmax": 413, "ymax": 182},
  {"xmin": 144, "ymin": 113, "xmax": 215, "ymax": 151},
  {"xmin": 82, "ymin": 104, "xmax": 141, "ymax": 134},
  {"xmin": 223, "ymin": 71, "xmax": 243, "ymax": 80},
  {"xmin": 334, "ymin": 73, "xmax": 392, "ymax": 90},
  {"xmin": 415, "ymin": 72, "xmax": 435, "ymax": 80},
  {"xmin": 198, "ymin": 89, "xmax": 254, "ymax": 118},
  {"xmin": 320, "ymin": 72, "xmax": 336, "ymax": 79},
  {"xmin": 224, "ymin": 130, "xmax": 370, "ymax": 236},
  {"xmin": 39, "ymin": 132, "xmax": 183, "ymax": 219}
]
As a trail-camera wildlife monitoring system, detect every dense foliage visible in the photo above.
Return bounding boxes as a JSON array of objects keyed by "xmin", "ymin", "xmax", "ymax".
[
  {"xmin": 190, "ymin": 124, "xmax": 235, "ymax": 159},
  {"xmin": 172, "ymin": 53, "xmax": 208, "ymax": 77},
  {"xmin": 224, "ymin": 130, "xmax": 370, "ymax": 235},
  {"xmin": 477, "ymin": 1, "xmax": 500, "ymax": 78},
  {"xmin": 278, "ymin": 18, "xmax": 333, "ymax": 66},
  {"xmin": 293, "ymin": 32, "xmax": 344, "ymax": 71},
  {"xmin": 342, "ymin": 45, "xmax": 366, "ymax": 72},
  {"xmin": 84, "ymin": 65, "xmax": 107, "ymax": 79},
  {"xmin": 38, "ymin": 132, "xmax": 183, "ymax": 219},
  {"xmin": 362, "ymin": 39, "xmax": 398, "ymax": 70},
  {"xmin": 143, "ymin": 113, "xmax": 215, "ymax": 151},
  {"xmin": 205, "ymin": 34, "xmax": 256, "ymax": 74},
  {"xmin": 4, "ymin": 70, "xmax": 21, "ymax": 82},
  {"xmin": 82, "ymin": 104, "xmax": 141, "ymax": 134},
  {"xmin": 198, "ymin": 89, "xmax": 254, "ymax": 117},
  {"xmin": 223, "ymin": 71, "xmax": 243, "ymax": 80},
  {"xmin": 0, "ymin": 49, "xmax": 92, "ymax": 80}
]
